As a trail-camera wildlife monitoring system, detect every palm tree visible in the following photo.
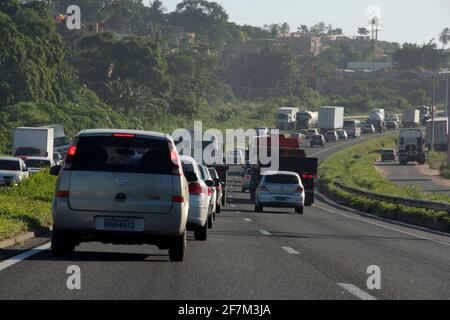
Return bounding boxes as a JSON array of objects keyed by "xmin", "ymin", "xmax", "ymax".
[
  {"xmin": 439, "ymin": 27, "xmax": 449, "ymax": 48},
  {"xmin": 358, "ymin": 27, "xmax": 369, "ymax": 36}
]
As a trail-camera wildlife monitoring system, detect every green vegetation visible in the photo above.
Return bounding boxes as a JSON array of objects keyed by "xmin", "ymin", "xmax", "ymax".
[
  {"xmin": 0, "ymin": 170, "xmax": 55, "ymax": 240},
  {"xmin": 319, "ymin": 136, "xmax": 450, "ymax": 231},
  {"xmin": 427, "ymin": 151, "xmax": 450, "ymax": 179}
]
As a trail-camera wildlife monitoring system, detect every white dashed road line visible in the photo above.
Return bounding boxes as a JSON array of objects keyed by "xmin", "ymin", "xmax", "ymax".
[
  {"xmin": 281, "ymin": 246, "xmax": 300, "ymax": 255},
  {"xmin": 258, "ymin": 230, "xmax": 271, "ymax": 236},
  {"xmin": 243, "ymin": 218, "xmax": 252, "ymax": 222},
  {"xmin": 337, "ymin": 283, "xmax": 378, "ymax": 300},
  {"xmin": 0, "ymin": 242, "xmax": 51, "ymax": 272}
]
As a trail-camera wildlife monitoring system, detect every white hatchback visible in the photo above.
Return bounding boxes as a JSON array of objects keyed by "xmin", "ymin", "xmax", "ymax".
[{"xmin": 255, "ymin": 171, "xmax": 305, "ymax": 214}]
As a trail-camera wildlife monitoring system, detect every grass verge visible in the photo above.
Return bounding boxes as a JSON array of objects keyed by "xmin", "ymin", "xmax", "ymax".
[
  {"xmin": 319, "ymin": 135, "xmax": 450, "ymax": 232},
  {"xmin": 0, "ymin": 170, "xmax": 55, "ymax": 241}
]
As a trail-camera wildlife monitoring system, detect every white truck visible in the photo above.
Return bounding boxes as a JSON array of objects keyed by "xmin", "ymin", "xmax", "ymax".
[
  {"xmin": 318, "ymin": 106, "xmax": 344, "ymax": 132},
  {"xmin": 397, "ymin": 128, "xmax": 426, "ymax": 165},
  {"xmin": 367, "ymin": 110, "xmax": 386, "ymax": 133},
  {"xmin": 276, "ymin": 107, "xmax": 299, "ymax": 131},
  {"xmin": 13, "ymin": 127, "xmax": 54, "ymax": 161},
  {"xmin": 39, "ymin": 124, "xmax": 71, "ymax": 157},
  {"xmin": 295, "ymin": 111, "xmax": 318, "ymax": 130},
  {"xmin": 425, "ymin": 117, "xmax": 448, "ymax": 151},
  {"xmin": 402, "ymin": 108, "xmax": 420, "ymax": 128}
]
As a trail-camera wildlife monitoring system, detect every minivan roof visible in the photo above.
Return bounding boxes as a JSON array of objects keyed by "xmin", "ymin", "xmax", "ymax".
[{"xmin": 76, "ymin": 129, "xmax": 170, "ymax": 141}]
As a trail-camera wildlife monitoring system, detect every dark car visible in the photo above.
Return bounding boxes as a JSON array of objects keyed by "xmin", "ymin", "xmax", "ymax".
[
  {"xmin": 386, "ymin": 121, "xmax": 399, "ymax": 130},
  {"xmin": 310, "ymin": 134, "xmax": 326, "ymax": 147},
  {"xmin": 324, "ymin": 131, "xmax": 339, "ymax": 142},
  {"xmin": 381, "ymin": 149, "xmax": 396, "ymax": 161},
  {"xmin": 208, "ymin": 167, "xmax": 224, "ymax": 213}
]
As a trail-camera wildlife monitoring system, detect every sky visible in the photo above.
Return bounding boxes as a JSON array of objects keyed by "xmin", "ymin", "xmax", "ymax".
[{"xmin": 144, "ymin": 0, "xmax": 450, "ymax": 45}]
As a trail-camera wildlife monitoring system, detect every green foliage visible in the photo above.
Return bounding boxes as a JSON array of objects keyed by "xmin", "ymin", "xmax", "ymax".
[
  {"xmin": 393, "ymin": 42, "xmax": 449, "ymax": 70},
  {"xmin": 0, "ymin": 170, "xmax": 55, "ymax": 240},
  {"xmin": 0, "ymin": 2, "xmax": 69, "ymax": 106},
  {"xmin": 319, "ymin": 136, "xmax": 450, "ymax": 231}
]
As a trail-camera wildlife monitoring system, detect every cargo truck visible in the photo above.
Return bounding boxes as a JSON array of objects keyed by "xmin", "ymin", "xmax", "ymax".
[
  {"xmin": 13, "ymin": 127, "xmax": 54, "ymax": 160},
  {"xmin": 276, "ymin": 107, "xmax": 299, "ymax": 130},
  {"xmin": 318, "ymin": 106, "xmax": 344, "ymax": 132},
  {"xmin": 402, "ymin": 108, "xmax": 420, "ymax": 128},
  {"xmin": 425, "ymin": 117, "xmax": 448, "ymax": 151},
  {"xmin": 39, "ymin": 124, "xmax": 71, "ymax": 157},
  {"xmin": 248, "ymin": 135, "xmax": 317, "ymax": 208},
  {"xmin": 397, "ymin": 128, "xmax": 426, "ymax": 165},
  {"xmin": 295, "ymin": 111, "xmax": 318, "ymax": 130}
]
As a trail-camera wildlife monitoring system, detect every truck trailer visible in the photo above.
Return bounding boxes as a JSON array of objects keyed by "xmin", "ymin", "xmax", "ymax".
[{"xmin": 318, "ymin": 106, "xmax": 344, "ymax": 132}]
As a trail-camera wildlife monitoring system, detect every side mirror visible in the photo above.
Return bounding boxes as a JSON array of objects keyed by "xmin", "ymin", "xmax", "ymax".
[
  {"xmin": 213, "ymin": 178, "xmax": 221, "ymax": 187},
  {"xmin": 184, "ymin": 171, "xmax": 198, "ymax": 182},
  {"xmin": 205, "ymin": 180, "xmax": 215, "ymax": 187},
  {"xmin": 23, "ymin": 167, "xmax": 29, "ymax": 172},
  {"xmin": 45, "ymin": 152, "xmax": 49, "ymax": 157},
  {"xmin": 50, "ymin": 165, "xmax": 61, "ymax": 176}
]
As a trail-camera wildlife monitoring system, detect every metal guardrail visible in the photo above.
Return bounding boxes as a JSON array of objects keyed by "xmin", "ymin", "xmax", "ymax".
[{"xmin": 334, "ymin": 182, "xmax": 450, "ymax": 213}]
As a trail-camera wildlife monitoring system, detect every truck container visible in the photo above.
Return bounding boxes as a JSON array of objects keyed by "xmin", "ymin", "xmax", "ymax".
[
  {"xmin": 13, "ymin": 127, "xmax": 54, "ymax": 160},
  {"xmin": 295, "ymin": 111, "xmax": 318, "ymax": 130},
  {"xmin": 397, "ymin": 128, "xmax": 426, "ymax": 165},
  {"xmin": 276, "ymin": 107, "xmax": 299, "ymax": 131},
  {"xmin": 39, "ymin": 124, "xmax": 71, "ymax": 157},
  {"xmin": 425, "ymin": 117, "xmax": 448, "ymax": 151},
  {"xmin": 318, "ymin": 106, "xmax": 344, "ymax": 131},
  {"xmin": 402, "ymin": 108, "xmax": 420, "ymax": 128}
]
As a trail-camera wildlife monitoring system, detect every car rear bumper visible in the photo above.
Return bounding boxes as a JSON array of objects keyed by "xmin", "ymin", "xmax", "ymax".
[
  {"xmin": 187, "ymin": 204, "xmax": 208, "ymax": 228},
  {"xmin": 52, "ymin": 198, "xmax": 188, "ymax": 236},
  {"xmin": 257, "ymin": 193, "xmax": 304, "ymax": 207}
]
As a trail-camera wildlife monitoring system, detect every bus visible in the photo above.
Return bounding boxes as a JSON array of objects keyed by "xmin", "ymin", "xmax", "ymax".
[{"xmin": 343, "ymin": 120, "xmax": 361, "ymax": 138}]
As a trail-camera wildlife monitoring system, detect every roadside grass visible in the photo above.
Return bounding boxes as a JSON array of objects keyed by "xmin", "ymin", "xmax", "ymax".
[
  {"xmin": 427, "ymin": 151, "xmax": 450, "ymax": 179},
  {"xmin": 319, "ymin": 135, "xmax": 450, "ymax": 232},
  {"xmin": 0, "ymin": 170, "xmax": 55, "ymax": 240}
]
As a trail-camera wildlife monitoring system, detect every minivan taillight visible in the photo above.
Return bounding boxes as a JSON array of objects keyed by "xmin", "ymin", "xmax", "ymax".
[
  {"xmin": 295, "ymin": 186, "xmax": 304, "ymax": 193},
  {"xmin": 56, "ymin": 190, "xmax": 70, "ymax": 198},
  {"xmin": 259, "ymin": 185, "xmax": 268, "ymax": 192},
  {"xmin": 207, "ymin": 186, "xmax": 213, "ymax": 196},
  {"xmin": 189, "ymin": 182, "xmax": 204, "ymax": 195},
  {"xmin": 63, "ymin": 145, "xmax": 77, "ymax": 169},
  {"xmin": 168, "ymin": 142, "xmax": 182, "ymax": 176}
]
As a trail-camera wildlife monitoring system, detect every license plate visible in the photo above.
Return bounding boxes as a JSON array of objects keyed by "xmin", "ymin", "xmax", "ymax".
[
  {"xmin": 275, "ymin": 197, "xmax": 287, "ymax": 201},
  {"xmin": 103, "ymin": 218, "xmax": 136, "ymax": 231}
]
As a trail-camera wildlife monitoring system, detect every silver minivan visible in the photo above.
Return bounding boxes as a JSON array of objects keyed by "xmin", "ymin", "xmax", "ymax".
[{"xmin": 50, "ymin": 129, "xmax": 189, "ymax": 262}]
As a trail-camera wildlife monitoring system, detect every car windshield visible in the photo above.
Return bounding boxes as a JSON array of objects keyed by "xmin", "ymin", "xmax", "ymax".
[
  {"xmin": 70, "ymin": 136, "xmax": 172, "ymax": 175},
  {"xmin": 265, "ymin": 174, "xmax": 298, "ymax": 184},
  {"xmin": 25, "ymin": 159, "xmax": 51, "ymax": 168},
  {"xmin": 0, "ymin": 160, "xmax": 20, "ymax": 171}
]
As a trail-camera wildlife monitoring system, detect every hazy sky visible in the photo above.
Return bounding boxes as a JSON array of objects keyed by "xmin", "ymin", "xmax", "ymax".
[{"xmin": 144, "ymin": 0, "xmax": 450, "ymax": 45}]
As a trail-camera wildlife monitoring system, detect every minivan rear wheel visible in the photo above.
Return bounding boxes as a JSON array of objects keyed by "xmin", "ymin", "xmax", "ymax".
[
  {"xmin": 194, "ymin": 223, "xmax": 207, "ymax": 241},
  {"xmin": 169, "ymin": 232, "xmax": 186, "ymax": 262},
  {"xmin": 295, "ymin": 206, "xmax": 304, "ymax": 214},
  {"xmin": 51, "ymin": 228, "xmax": 75, "ymax": 257},
  {"xmin": 207, "ymin": 214, "xmax": 213, "ymax": 229}
]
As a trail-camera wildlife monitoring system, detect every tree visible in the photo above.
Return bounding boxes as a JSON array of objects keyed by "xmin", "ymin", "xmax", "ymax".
[
  {"xmin": 439, "ymin": 27, "xmax": 449, "ymax": 48},
  {"xmin": 298, "ymin": 25, "xmax": 308, "ymax": 34},
  {"xmin": 281, "ymin": 22, "xmax": 290, "ymax": 35},
  {"xmin": 393, "ymin": 42, "xmax": 449, "ymax": 70},
  {"xmin": 358, "ymin": 27, "xmax": 369, "ymax": 36},
  {"xmin": 310, "ymin": 22, "xmax": 326, "ymax": 35},
  {"xmin": 168, "ymin": 0, "xmax": 230, "ymax": 46}
]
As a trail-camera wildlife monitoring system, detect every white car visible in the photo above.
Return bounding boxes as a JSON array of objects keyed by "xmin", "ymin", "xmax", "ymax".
[
  {"xmin": 306, "ymin": 129, "xmax": 319, "ymax": 139},
  {"xmin": 25, "ymin": 157, "xmax": 55, "ymax": 174},
  {"xmin": 197, "ymin": 164, "xmax": 216, "ymax": 228},
  {"xmin": 226, "ymin": 149, "xmax": 245, "ymax": 165},
  {"xmin": 255, "ymin": 171, "xmax": 305, "ymax": 214},
  {"xmin": 0, "ymin": 157, "xmax": 29, "ymax": 186},
  {"xmin": 255, "ymin": 127, "xmax": 269, "ymax": 136},
  {"xmin": 53, "ymin": 152, "xmax": 63, "ymax": 166},
  {"xmin": 180, "ymin": 156, "xmax": 212, "ymax": 240}
]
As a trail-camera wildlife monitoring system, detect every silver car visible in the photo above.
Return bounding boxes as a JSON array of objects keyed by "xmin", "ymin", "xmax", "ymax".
[
  {"xmin": 50, "ymin": 129, "xmax": 189, "ymax": 262},
  {"xmin": 0, "ymin": 157, "xmax": 29, "ymax": 186},
  {"xmin": 255, "ymin": 171, "xmax": 305, "ymax": 214},
  {"xmin": 181, "ymin": 156, "xmax": 211, "ymax": 241}
]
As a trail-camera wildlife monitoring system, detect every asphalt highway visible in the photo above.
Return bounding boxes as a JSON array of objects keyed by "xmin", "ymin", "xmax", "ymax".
[{"xmin": 0, "ymin": 134, "xmax": 449, "ymax": 300}]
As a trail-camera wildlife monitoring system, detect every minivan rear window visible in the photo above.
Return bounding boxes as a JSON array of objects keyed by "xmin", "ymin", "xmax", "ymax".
[
  {"xmin": 70, "ymin": 136, "xmax": 172, "ymax": 174},
  {"xmin": 265, "ymin": 174, "xmax": 298, "ymax": 184}
]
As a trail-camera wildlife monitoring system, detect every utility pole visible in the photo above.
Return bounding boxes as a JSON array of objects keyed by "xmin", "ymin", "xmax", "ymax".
[
  {"xmin": 446, "ymin": 74, "xmax": 450, "ymax": 165},
  {"xmin": 431, "ymin": 74, "xmax": 435, "ymax": 152}
]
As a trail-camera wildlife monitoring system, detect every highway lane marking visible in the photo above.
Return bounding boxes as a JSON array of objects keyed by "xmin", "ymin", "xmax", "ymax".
[
  {"xmin": 309, "ymin": 140, "xmax": 361, "ymax": 157},
  {"xmin": 337, "ymin": 283, "xmax": 377, "ymax": 300},
  {"xmin": 0, "ymin": 242, "xmax": 51, "ymax": 272},
  {"xmin": 314, "ymin": 204, "xmax": 450, "ymax": 247},
  {"xmin": 259, "ymin": 229, "xmax": 271, "ymax": 235},
  {"xmin": 244, "ymin": 218, "xmax": 252, "ymax": 222},
  {"xmin": 282, "ymin": 246, "xmax": 300, "ymax": 255},
  {"xmin": 230, "ymin": 204, "xmax": 236, "ymax": 208}
]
